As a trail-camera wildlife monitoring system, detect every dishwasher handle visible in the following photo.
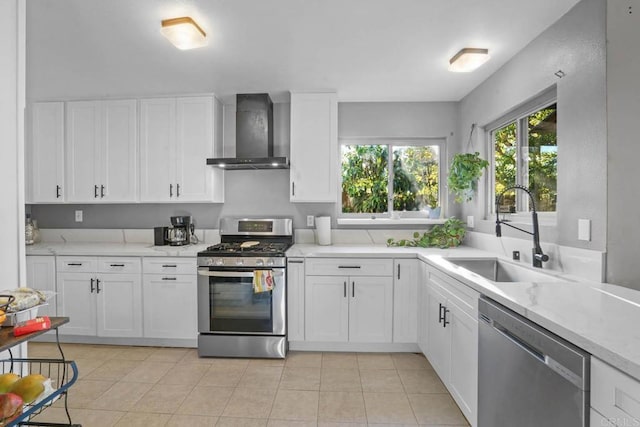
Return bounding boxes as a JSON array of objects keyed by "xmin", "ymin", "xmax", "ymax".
[{"xmin": 493, "ymin": 322, "xmax": 545, "ymax": 364}]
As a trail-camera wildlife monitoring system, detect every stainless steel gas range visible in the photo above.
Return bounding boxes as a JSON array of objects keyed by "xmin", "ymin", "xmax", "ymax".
[{"xmin": 197, "ymin": 217, "xmax": 293, "ymax": 358}]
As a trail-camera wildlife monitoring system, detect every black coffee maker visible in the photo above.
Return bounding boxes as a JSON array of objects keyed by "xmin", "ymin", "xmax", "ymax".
[{"xmin": 154, "ymin": 216, "xmax": 195, "ymax": 246}]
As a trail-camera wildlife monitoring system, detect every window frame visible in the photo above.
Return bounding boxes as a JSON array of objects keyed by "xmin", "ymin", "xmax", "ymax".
[
  {"xmin": 486, "ymin": 87, "xmax": 558, "ymax": 222},
  {"xmin": 338, "ymin": 137, "xmax": 447, "ymax": 220}
]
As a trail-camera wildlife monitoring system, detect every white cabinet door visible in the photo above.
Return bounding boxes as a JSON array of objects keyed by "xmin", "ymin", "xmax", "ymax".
[
  {"xmin": 290, "ymin": 92, "xmax": 337, "ymax": 202},
  {"xmin": 426, "ymin": 282, "xmax": 450, "ymax": 384},
  {"xmin": 305, "ymin": 276, "xmax": 349, "ymax": 342},
  {"xmin": 448, "ymin": 299, "xmax": 477, "ymax": 426},
  {"xmin": 65, "ymin": 101, "xmax": 100, "ymax": 202},
  {"xmin": 57, "ymin": 272, "xmax": 97, "ymax": 336},
  {"xmin": 140, "ymin": 98, "xmax": 175, "ymax": 202},
  {"xmin": 349, "ymin": 276, "xmax": 393, "ymax": 343},
  {"xmin": 27, "ymin": 102, "xmax": 65, "ymax": 203},
  {"xmin": 590, "ymin": 409, "xmax": 616, "ymax": 427},
  {"xmin": 417, "ymin": 264, "xmax": 429, "ymax": 355},
  {"xmin": 143, "ymin": 275, "xmax": 197, "ymax": 339},
  {"xmin": 175, "ymin": 96, "xmax": 214, "ymax": 202},
  {"xmin": 25, "ymin": 256, "xmax": 57, "ymax": 318},
  {"xmin": 286, "ymin": 258, "xmax": 305, "ymax": 342},
  {"xmin": 100, "ymin": 100, "xmax": 138, "ymax": 202},
  {"xmin": 393, "ymin": 259, "xmax": 419, "ymax": 343},
  {"xmin": 96, "ymin": 273, "xmax": 142, "ymax": 338}
]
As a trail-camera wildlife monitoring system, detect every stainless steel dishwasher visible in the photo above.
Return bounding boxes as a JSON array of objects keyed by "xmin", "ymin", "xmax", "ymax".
[{"xmin": 478, "ymin": 297, "xmax": 590, "ymax": 427}]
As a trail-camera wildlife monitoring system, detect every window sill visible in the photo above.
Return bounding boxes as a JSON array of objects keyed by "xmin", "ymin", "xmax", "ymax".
[{"xmin": 337, "ymin": 218, "xmax": 447, "ymax": 226}]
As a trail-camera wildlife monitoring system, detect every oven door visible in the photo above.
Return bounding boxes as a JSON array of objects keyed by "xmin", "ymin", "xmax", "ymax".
[{"xmin": 197, "ymin": 267, "xmax": 286, "ymax": 336}]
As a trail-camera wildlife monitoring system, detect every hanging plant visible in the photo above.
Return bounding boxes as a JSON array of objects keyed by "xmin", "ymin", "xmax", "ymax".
[
  {"xmin": 386, "ymin": 217, "xmax": 466, "ymax": 248},
  {"xmin": 447, "ymin": 152, "xmax": 489, "ymax": 203}
]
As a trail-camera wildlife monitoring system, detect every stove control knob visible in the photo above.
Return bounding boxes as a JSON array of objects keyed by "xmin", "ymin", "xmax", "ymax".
[
  {"xmin": 266, "ymin": 259, "xmax": 274, "ymax": 266},
  {"xmin": 215, "ymin": 258, "xmax": 224, "ymax": 266},
  {"xmin": 236, "ymin": 259, "xmax": 244, "ymax": 266},
  {"xmin": 255, "ymin": 259, "xmax": 264, "ymax": 266}
]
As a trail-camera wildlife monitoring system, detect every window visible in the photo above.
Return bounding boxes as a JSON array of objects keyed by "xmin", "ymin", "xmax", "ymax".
[
  {"xmin": 491, "ymin": 102, "xmax": 557, "ymax": 215},
  {"xmin": 340, "ymin": 139, "xmax": 443, "ymax": 217}
]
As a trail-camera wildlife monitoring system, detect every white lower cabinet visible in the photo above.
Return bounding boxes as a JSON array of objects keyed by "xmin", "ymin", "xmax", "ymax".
[
  {"xmin": 305, "ymin": 275, "xmax": 393, "ymax": 343},
  {"xmin": 424, "ymin": 266, "xmax": 479, "ymax": 427},
  {"xmin": 25, "ymin": 255, "xmax": 57, "ymax": 318},
  {"xmin": 417, "ymin": 263, "xmax": 429, "ymax": 354},
  {"xmin": 286, "ymin": 258, "xmax": 305, "ymax": 342},
  {"xmin": 393, "ymin": 259, "xmax": 419, "ymax": 343},
  {"xmin": 56, "ymin": 256, "xmax": 142, "ymax": 337},
  {"xmin": 591, "ymin": 357, "xmax": 640, "ymax": 427},
  {"xmin": 142, "ymin": 257, "xmax": 197, "ymax": 340}
]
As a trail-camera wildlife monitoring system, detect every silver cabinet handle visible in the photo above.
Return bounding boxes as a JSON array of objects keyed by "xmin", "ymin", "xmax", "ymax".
[
  {"xmin": 94, "ymin": 184, "xmax": 99, "ymax": 198},
  {"xmin": 352, "ymin": 281, "xmax": 355, "ymax": 298},
  {"xmin": 397, "ymin": 264, "xmax": 401, "ymax": 279},
  {"xmin": 169, "ymin": 184, "xmax": 173, "ymax": 197},
  {"xmin": 101, "ymin": 185, "xmax": 105, "ymax": 198},
  {"xmin": 56, "ymin": 185, "xmax": 61, "ymax": 198},
  {"xmin": 338, "ymin": 266, "xmax": 361, "ymax": 269},
  {"xmin": 162, "ymin": 277, "xmax": 177, "ymax": 281},
  {"xmin": 288, "ymin": 260, "xmax": 304, "ymax": 264},
  {"xmin": 162, "ymin": 264, "xmax": 177, "ymax": 268},
  {"xmin": 90, "ymin": 278, "xmax": 95, "ymax": 293},
  {"xmin": 292, "ymin": 181, "xmax": 295, "ymax": 196},
  {"xmin": 343, "ymin": 281, "xmax": 346, "ymax": 298},
  {"xmin": 176, "ymin": 183, "xmax": 180, "ymax": 197},
  {"xmin": 110, "ymin": 264, "xmax": 125, "ymax": 267},
  {"xmin": 67, "ymin": 263, "xmax": 83, "ymax": 266},
  {"xmin": 96, "ymin": 278, "xmax": 101, "ymax": 294}
]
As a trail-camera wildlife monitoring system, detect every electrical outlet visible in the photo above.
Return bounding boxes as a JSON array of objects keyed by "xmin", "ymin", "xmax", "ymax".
[
  {"xmin": 466, "ymin": 215, "xmax": 474, "ymax": 228},
  {"xmin": 307, "ymin": 215, "xmax": 315, "ymax": 227},
  {"xmin": 75, "ymin": 210, "xmax": 83, "ymax": 222}
]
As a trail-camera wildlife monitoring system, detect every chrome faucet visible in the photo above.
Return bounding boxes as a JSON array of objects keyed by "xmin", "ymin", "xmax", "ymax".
[{"xmin": 495, "ymin": 185, "xmax": 549, "ymax": 268}]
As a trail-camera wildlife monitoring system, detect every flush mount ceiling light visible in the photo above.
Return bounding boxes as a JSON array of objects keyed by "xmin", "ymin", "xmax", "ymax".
[
  {"xmin": 448, "ymin": 48, "xmax": 490, "ymax": 72},
  {"xmin": 161, "ymin": 16, "xmax": 207, "ymax": 50}
]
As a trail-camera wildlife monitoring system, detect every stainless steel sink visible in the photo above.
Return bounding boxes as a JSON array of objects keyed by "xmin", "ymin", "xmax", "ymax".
[{"xmin": 445, "ymin": 258, "xmax": 566, "ymax": 283}]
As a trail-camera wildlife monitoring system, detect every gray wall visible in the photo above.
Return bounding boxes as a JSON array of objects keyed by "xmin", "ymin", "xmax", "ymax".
[
  {"xmin": 606, "ymin": 1, "xmax": 640, "ymax": 289},
  {"xmin": 455, "ymin": 0, "xmax": 607, "ymax": 252}
]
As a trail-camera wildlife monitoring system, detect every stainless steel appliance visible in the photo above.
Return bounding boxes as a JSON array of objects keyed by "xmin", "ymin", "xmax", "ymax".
[
  {"xmin": 155, "ymin": 216, "xmax": 196, "ymax": 246},
  {"xmin": 197, "ymin": 217, "xmax": 293, "ymax": 358},
  {"xmin": 206, "ymin": 94, "xmax": 288, "ymax": 169},
  {"xmin": 478, "ymin": 297, "xmax": 590, "ymax": 427}
]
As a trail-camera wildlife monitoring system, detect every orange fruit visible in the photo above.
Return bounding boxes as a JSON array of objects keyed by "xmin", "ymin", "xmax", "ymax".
[{"xmin": 0, "ymin": 310, "xmax": 5, "ymax": 325}]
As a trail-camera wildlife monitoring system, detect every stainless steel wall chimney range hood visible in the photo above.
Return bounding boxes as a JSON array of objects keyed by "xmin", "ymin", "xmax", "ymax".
[{"xmin": 207, "ymin": 93, "xmax": 289, "ymax": 170}]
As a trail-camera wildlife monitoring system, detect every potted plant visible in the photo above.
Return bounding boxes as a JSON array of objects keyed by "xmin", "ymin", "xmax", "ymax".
[
  {"xmin": 447, "ymin": 152, "xmax": 489, "ymax": 203},
  {"xmin": 387, "ymin": 217, "xmax": 466, "ymax": 248},
  {"xmin": 426, "ymin": 194, "xmax": 441, "ymax": 219}
]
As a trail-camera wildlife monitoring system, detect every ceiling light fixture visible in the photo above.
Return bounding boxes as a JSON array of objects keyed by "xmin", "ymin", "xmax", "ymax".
[
  {"xmin": 448, "ymin": 48, "xmax": 490, "ymax": 72},
  {"xmin": 161, "ymin": 16, "xmax": 207, "ymax": 50}
]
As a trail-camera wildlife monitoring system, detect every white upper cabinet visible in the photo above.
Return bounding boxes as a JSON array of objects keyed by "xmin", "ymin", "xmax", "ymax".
[
  {"xmin": 290, "ymin": 92, "xmax": 338, "ymax": 202},
  {"xmin": 27, "ymin": 102, "xmax": 65, "ymax": 203},
  {"xmin": 65, "ymin": 100, "xmax": 137, "ymax": 202},
  {"xmin": 140, "ymin": 96, "xmax": 223, "ymax": 203}
]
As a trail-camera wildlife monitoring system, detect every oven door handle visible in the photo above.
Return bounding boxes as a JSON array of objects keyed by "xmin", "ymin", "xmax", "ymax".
[{"xmin": 197, "ymin": 269, "xmax": 283, "ymax": 278}]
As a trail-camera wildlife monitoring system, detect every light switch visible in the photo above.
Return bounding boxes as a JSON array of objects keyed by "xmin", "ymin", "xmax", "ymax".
[
  {"xmin": 307, "ymin": 215, "xmax": 315, "ymax": 227},
  {"xmin": 75, "ymin": 210, "xmax": 83, "ymax": 222},
  {"xmin": 578, "ymin": 219, "xmax": 590, "ymax": 241}
]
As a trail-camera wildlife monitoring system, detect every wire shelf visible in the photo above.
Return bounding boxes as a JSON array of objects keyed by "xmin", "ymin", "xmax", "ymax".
[{"xmin": 0, "ymin": 358, "xmax": 79, "ymax": 427}]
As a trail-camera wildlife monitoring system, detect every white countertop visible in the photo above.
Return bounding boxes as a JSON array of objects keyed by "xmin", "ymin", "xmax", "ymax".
[
  {"xmin": 289, "ymin": 243, "xmax": 640, "ymax": 381},
  {"xmin": 25, "ymin": 242, "xmax": 208, "ymax": 257},
  {"xmin": 27, "ymin": 240, "xmax": 640, "ymax": 381}
]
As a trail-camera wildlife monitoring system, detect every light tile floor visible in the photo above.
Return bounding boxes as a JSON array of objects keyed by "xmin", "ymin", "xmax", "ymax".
[{"xmin": 27, "ymin": 343, "xmax": 470, "ymax": 426}]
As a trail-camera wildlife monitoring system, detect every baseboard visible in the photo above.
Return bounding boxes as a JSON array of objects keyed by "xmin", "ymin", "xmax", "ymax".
[
  {"xmin": 31, "ymin": 333, "xmax": 197, "ymax": 348},
  {"xmin": 289, "ymin": 341, "xmax": 420, "ymax": 352}
]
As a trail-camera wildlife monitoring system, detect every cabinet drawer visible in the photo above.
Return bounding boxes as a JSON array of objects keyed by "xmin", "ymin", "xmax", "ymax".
[
  {"xmin": 591, "ymin": 357, "xmax": 640, "ymax": 425},
  {"xmin": 428, "ymin": 268, "xmax": 479, "ymax": 317},
  {"xmin": 143, "ymin": 257, "xmax": 196, "ymax": 275},
  {"xmin": 57, "ymin": 256, "xmax": 97, "ymax": 273},
  {"xmin": 305, "ymin": 258, "xmax": 393, "ymax": 276},
  {"xmin": 97, "ymin": 257, "xmax": 141, "ymax": 274}
]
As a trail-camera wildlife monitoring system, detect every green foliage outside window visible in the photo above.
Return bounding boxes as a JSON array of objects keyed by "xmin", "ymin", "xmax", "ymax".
[
  {"xmin": 341, "ymin": 144, "xmax": 439, "ymax": 214},
  {"xmin": 494, "ymin": 105, "xmax": 557, "ymax": 212}
]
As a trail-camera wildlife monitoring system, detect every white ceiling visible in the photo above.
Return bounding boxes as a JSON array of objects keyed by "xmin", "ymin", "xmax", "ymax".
[{"xmin": 26, "ymin": 0, "xmax": 581, "ymax": 103}]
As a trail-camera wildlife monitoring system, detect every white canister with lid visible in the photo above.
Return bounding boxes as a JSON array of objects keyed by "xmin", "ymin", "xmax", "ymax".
[{"xmin": 315, "ymin": 216, "xmax": 332, "ymax": 246}]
